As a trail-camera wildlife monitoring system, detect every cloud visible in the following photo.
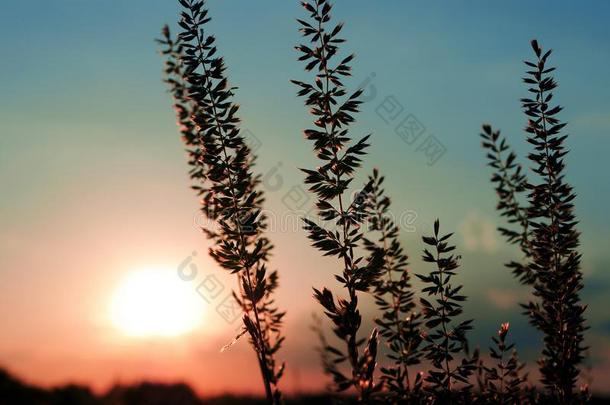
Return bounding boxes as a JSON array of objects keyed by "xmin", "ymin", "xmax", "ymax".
[
  {"xmin": 570, "ymin": 112, "xmax": 610, "ymax": 134},
  {"xmin": 458, "ymin": 211, "xmax": 499, "ymax": 253},
  {"xmin": 485, "ymin": 288, "xmax": 521, "ymax": 310}
]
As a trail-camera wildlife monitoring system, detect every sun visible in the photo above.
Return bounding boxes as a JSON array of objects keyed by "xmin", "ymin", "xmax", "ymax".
[{"xmin": 110, "ymin": 267, "xmax": 204, "ymax": 337}]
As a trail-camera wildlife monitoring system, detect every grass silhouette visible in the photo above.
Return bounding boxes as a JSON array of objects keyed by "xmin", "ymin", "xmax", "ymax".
[
  {"xmin": 159, "ymin": 1, "xmax": 285, "ymax": 403},
  {"xmin": 480, "ymin": 40, "xmax": 587, "ymax": 403},
  {"xmin": 158, "ymin": 0, "xmax": 590, "ymax": 403}
]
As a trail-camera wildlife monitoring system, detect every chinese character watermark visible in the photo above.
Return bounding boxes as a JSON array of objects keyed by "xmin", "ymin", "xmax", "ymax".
[
  {"xmin": 358, "ymin": 72, "xmax": 447, "ymax": 166},
  {"xmin": 177, "ymin": 251, "xmax": 241, "ymax": 325}
]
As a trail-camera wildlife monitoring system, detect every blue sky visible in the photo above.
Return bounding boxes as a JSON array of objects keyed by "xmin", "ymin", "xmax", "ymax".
[{"xmin": 1, "ymin": 0, "xmax": 609, "ymax": 394}]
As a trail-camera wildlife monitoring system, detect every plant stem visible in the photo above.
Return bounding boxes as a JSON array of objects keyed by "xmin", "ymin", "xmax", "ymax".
[
  {"xmin": 436, "ymin": 247, "xmax": 452, "ymax": 396},
  {"xmin": 190, "ymin": 10, "xmax": 276, "ymax": 402},
  {"xmin": 315, "ymin": 3, "xmax": 361, "ymax": 389}
]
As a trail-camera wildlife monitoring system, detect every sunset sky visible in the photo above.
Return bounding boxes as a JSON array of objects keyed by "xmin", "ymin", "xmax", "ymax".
[{"xmin": 1, "ymin": 0, "xmax": 610, "ymax": 397}]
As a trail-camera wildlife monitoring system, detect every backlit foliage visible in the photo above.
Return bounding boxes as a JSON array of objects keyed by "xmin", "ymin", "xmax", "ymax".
[
  {"xmin": 481, "ymin": 40, "xmax": 587, "ymax": 404},
  {"xmin": 157, "ymin": 1, "xmax": 590, "ymax": 403},
  {"xmin": 292, "ymin": 0, "xmax": 384, "ymax": 400},
  {"xmin": 158, "ymin": 1, "xmax": 285, "ymax": 402}
]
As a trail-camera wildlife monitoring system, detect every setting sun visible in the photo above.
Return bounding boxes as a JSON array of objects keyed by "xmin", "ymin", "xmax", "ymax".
[{"xmin": 109, "ymin": 268, "xmax": 204, "ymax": 337}]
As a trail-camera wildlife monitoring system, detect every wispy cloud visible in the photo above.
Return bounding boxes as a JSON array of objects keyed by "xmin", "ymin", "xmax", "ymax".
[
  {"xmin": 570, "ymin": 112, "xmax": 610, "ymax": 134},
  {"xmin": 485, "ymin": 288, "xmax": 523, "ymax": 310},
  {"xmin": 458, "ymin": 211, "xmax": 498, "ymax": 253}
]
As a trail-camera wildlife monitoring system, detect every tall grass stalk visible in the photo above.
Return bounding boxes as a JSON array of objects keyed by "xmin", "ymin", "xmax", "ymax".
[
  {"xmin": 158, "ymin": 1, "xmax": 285, "ymax": 402},
  {"xmin": 363, "ymin": 169, "xmax": 423, "ymax": 401},
  {"xmin": 480, "ymin": 40, "xmax": 587, "ymax": 403},
  {"xmin": 292, "ymin": 0, "xmax": 384, "ymax": 400}
]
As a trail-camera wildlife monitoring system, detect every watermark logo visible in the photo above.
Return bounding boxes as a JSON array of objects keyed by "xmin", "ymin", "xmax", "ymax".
[
  {"xmin": 358, "ymin": 72, "xmax": 447, "ymax": 166},
  {"xmin": 216, "ymin": 294, "xmax": 242, "ymax": 324},
  {"xmin": 416, "ymin": 135, "xmax": 446, "ymax": 166},
  {"xmin": 396, "ymin": 113, "xmax": 426, "ymax": 146},
  {"xmin": 176, "ymin": 251, "xmax": 241, "ymax": 325},
  {"xmin": 243, "ymin": 128, "xmax": 262, "ymax": 153},
  {"xmin": 281, "ymin": 184, "xmax": 312, "ymax": 213},
  {"xmin": 196, "ymin": 274, "xmax": 225, "ymax": 303},
  {"xmin": 375, "ymin": 95, "xmax": 405, "ymax": 124}
]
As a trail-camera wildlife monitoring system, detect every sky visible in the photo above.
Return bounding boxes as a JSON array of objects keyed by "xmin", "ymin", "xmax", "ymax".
[{"xmin": 1, "ymin": 0, "xmax": 610, "ymax": 397}]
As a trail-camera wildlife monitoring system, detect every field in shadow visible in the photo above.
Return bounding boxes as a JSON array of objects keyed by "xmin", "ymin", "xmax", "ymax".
[
  {"xmin": 3, "ymin": 368, "xmax": 610, "ymax": 405},
  {"xmin": 0, "ymin": 368, "xmax": 334, "ymax": 405}
]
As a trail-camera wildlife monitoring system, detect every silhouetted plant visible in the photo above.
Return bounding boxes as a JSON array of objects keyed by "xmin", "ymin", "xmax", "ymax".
[
  {"xmin": 158, "ymin": 1, "xmax": 285, "ymax": 402},
  {"xmin": 480, "ymin": 40, "xmax": 587, "ymax": 403},
  {"xmin": 292, "ymin": 0, "xmax": 384, "ymax": 401},
  {"xmin": 480, "ymin": 125, "xmax": 534, "ymax": 285},
  {"xmin": 156, "ymin": 4, "xmax": 593, "ymax": 403},
  {"xmin": 417, "ymin": 220, "xmax": 477, "ymax": 403},
  {"xmin": 363, "ymin": 169, "xmax": 423, "ymax": 401},
  {"xmin": 479, "ymin": 323, "xmax": 527, "ymax": 404}
]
